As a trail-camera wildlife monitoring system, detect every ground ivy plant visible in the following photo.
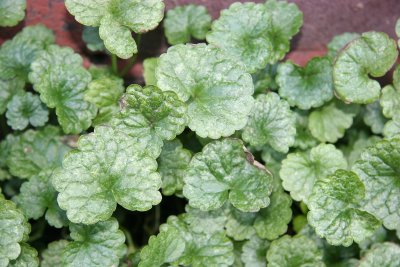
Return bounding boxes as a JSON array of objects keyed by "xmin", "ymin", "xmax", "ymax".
[{"xmin": 1, "ymin": 1, "xmax": 400, "ymax": 266}]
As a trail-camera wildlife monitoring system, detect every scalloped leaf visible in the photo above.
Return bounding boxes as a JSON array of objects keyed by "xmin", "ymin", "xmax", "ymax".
[
  {"xmin": 266, "ymin": 235, "xmax": 324, "ymax": 267},
  {"xmin": 383, "ymin": 114, "xmax": 400, "ymax": 138},
  {"xmin": 276, "ymin": 57, "xmax": 333, "ymax": 109},
  {"xmin": 13, "ymin": 170, "xmax": 68, "ymax": 228},
  {"xmin": 280, "ymin": 143, "xmax": 347, "ymax": 204},
  {"xmin": 52, "ymin": 126, "xmax": 162, "ymax": 224},
  {"xmin": 110, "ymin": 84, "xmax": 187, "ymax": 158},
  {"xmin": 164, "ymin": 4, "xmax": 211, "ymax": 45},
  {"xmin": 380, "ymin": 84, "xmax": 400, "ymax": 119},
  {"xmin": 158, "ymin": 139, "xmax": 192, "ymax": 196},
  {"xmin": 63, "ymin": 218, "xmax": 126, "ymax": 267},
  {"xmin": 0, "ymin": 195, "xmax": 31, "ymax": 267},
  {"xmin": 156, "ymin": 44, "xmax": 254, "ymax": 138},
  {"xmin": 327, "ymin": 32, "xmax": 360, "ymax": 60},
  {"xmin": 359, "ymin": 242, "xmax": 400, "ymax": 267},
  {"xmin": 333, "ymin": 31, "xmax": 398, "ymax": 104},
  {"xmin": 308, "ymin": 170, "xmax": 381, "ymax": 246},
  {"xmin": 0, "ymin": 0, "xmax": 26, "ymax": 27},
  {"xmin": 6, "ymin": 126, "xmax": 70, "ymax": 179},
  {"xmin": 82, "ymin": 26, "xmax": 105, "ymax": 52},
  {"xmin": 363, "ymin": 101, "xmax": 387, "ymax": 134},
  {"xmin": 293, "ymin": 110, "xmax": 318, "ymax": 150},
  {"xmin": 242, "ymin": 93, "xmax": 296, "ymax": 153},
  {"xmin": 8, "ymin": 243, "xmax": 39, "ymax": 267},
  {"xmin": 29, "ymin": 45, "xmax": 97, "ymax": 134},
  {"xmin": 0, "ymin": 78, "xmax": 24, "ymax": 115},
  {"xmin": 6, "ymin": 92, "xmax": 49, "ymax": 130},
  {"xmin": 241, "ymin": 235, "xmax": 270, "ymax": 267},
  {"xmin": 183, "ymin": 139, "xmax": 273, "ymax": 212},
  {"xmin": 41, "ymin": 240, "xmax": 69, "ymax": 267},
  {"xmin": 308, "ymin": 102, "xmax": 358, "ymax": 143},
  {"xmin": 66, "ymin": 0, "xmax": 164, "ymax": 58},
  {"xmin": 0, "ymin": 25, "xmax": 54, "ymax": 83},
  {"xmin": 207, "ymin": 1, "xmax": 302, "ymax": 73},
  {"xmin": 352, "ymin": 138, "xmax": 400, "ymax": 232}
]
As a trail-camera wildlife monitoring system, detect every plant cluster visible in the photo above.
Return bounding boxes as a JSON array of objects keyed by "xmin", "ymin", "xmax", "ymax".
[{"xmin": 1, "ymin": 0, "xmax": 400, "ymax": 266}]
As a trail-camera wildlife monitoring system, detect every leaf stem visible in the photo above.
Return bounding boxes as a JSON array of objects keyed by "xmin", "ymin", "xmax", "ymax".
[
  {"xmin": 120, "ymin": 34, "xmax": 142, "ymax": 77},
  {"xmin": 111, "ymin": 54, "xmax": 118, "ymax": 74},
  {"xmin": 121, "ymin": 227, "xmax": 136, "ymax": 254}
]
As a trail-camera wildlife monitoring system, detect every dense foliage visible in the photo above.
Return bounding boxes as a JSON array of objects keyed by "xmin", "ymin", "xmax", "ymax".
[{"xmin": 1, "ymin": 0, "xmax": 400, "ymax": 266}]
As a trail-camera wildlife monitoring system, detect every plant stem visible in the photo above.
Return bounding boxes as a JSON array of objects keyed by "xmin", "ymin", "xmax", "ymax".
[
  {"xmin": 120, "ymin": 34, "xmax": 142, "ymax": 77},
  {"xmin": 111, "ymin": 54, "xmax": 118, "ymax": 74},
  {"xmin": 121, "ymin": 227, "xmax": 136, "ymax": 254}
]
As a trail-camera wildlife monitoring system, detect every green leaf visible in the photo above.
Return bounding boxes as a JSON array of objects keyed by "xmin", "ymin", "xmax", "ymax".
[
  {"xmin": 156, "ymin": 44, "xmax": 254, "ymax": 138},
  {"xmin": 6, "ymin": 92, "xmax": 49, "ymax": 130},
  {"xmin": 266, "ymin": 235, "xmax": 324, "ymax": 267},
  {"xmin": 280, "ymin": 143, "xmax": 347, "ymax": 204},
  {"xmin": 0, "ymin": 134, "xmax": 17, "ymax": 180},
  {"xmin": 253, "ymin": 190, "xmax": 292, "ymax": 240},
  {"xmin": 29, "ymin": 45, "xmax": 97, "ymax": 134},
  {"xmin": 82, "ymin": 26, "xmax": 105, "ymax": 52},
  {"xmin": 139, "ymin": 228, "xmax": 186, "ymax": 267},
  {"xmin": 63, "ymin": 218, "xmax": 126, "ymax": 267},
  {"xmin": 158, "ymin": 139, "xmax": 191, "ymax": 196},
  {"xmin": 263, "ymin": 0, "xmax": 303, "ymax": 63},
  {"xmin": 164, "ymin": 4, "xmax": 212, "ymax": 45},
  {"xmin": 0, "ymin": 195, "xmax": 30, "ymax": 267},
  {"xmin": 99, "ymin": 14, "xmax": 138, "ymax": 59},
  {"xmin": 206, "ymin": 2, "xmax": 272, "ymax": 73},
  {"xmin": 333, "ymin": 31, "xmax": 398, "ymax": 104},
  {"xmin": 159, "ymin": 215, "xmax": 235, "ymax": 267},
  {"xmin": 66, "ymin": 0, "xmax": 164, "ymax": 58},
  {"xmin": 143, "ymin": 57, "xmax": 159, "ymax": 86},
  {"xmin": 0, "ymin": 78, "xmax": 24, "ymax": 115},
  {"xmin": 207, "ymin": 1, "xmax": 302, "ymax": 73},
  {"xmin": 346, "ymin": 136, "xmax": 381, "ymax": 167},
  {"xmin": 327, "ymin": 32, "xmax": 360, "ymax": 60},
  {"xmin": 308, "ymin": 169, "xmax": 381, "ymax": 246},
  {"xmin": 84, "ymin": 66, "xmax": 124, "ymax": 125},
  {"xmin": 308, "ymin": 102, "xmax": 358, "ymax": 143},
  {"xmin": 183, "ymin": 139, "xmax": 273, "ymax": 212},
  {"xmin": 383, "ymin": 114, "xmax": 400, "ymax": 138},
  {"xmin": 183, "ymin": 205, "xmax": 228, "ymax": 235},
  {"xmin": 0, "ymin": 0, "xmax": 26, "ymax": 27},
  {"xmin": 363, "ymin": 101, "xmax": 387, "ymax": 134},
  {"xmin": 293, "ymin": 110, "xmax": 318, "ymax": 150},
  {"xmin": 13, "ymin": 170, "xmax": 68, "ymax": 228},
  {"xmin": 41, "ymin": 240, "xmax": 69, "ymax": 267},
  {"xmin": 276, "ymin": 57, "xmax": 333, "ymax": 109},
  {"xmin": 240, "ymin": 235, "xmax": 270, "ymax": 267},
  {"xmin": 252, "ymin": 64, "xmax": 279, "ymax": 94},
  {"xmin": 8, "ymin": 243, "xmax": 39, "ymax": 267},
  {"xmin": 352, "ymin": 138, "xmax": 400, "ymax": 232},
  {"xmin": 359, "ymin": 242, "xmax": 400, "ymax": 267},
  {"xmin": 242, "ymin": 93, "xmax": 296, "ymax": 153},
  {"xmin": 6, "ymin": 126, "xmax": 70, "ymax": 179},
  {"xmin": 52, "ymin": 126, "xmax": 162, "ymax": 224},
  {"xmin": 380, "ymin": 84, "xmax": 400, "ymax": 119},
  {"xmin": 110, "ymin": 84, "xmax": 187, "ymax": 158}
]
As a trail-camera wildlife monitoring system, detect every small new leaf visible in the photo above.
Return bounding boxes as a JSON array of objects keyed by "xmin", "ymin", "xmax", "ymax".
[
  {"xmin": 333, "ymin": 31, "xmax": 398, "ymax": 104},
  {"xmin": 6, "ymin": 92, "xmax": 49, "ymax": 130},
  {"xmin": 276, "ymin": 57, "xmax": 333, "ymax": 109},
  {"xmin": 308, "ymin": 170, "xmax": 381, "ymax": 246},
  {"xmin": 280, "ymin": 143, "xmax": 347, "ymax": 204},
  {"xmin": 327, "ymin": 32, "xmax": 360, "ymax": 60},
  {"xmin": 8, "ymin": 243, "xmax": 39, "ymax": 267},
  {"xmin": 63, "ymin": 218, "xmax": 126, "ymax": 267},
  {"xmin": 53, "ymin": 126, "xmax": 162, "ymax": 224},
  {"xmin": 183, "ymin": 139, "xmax": 273, "ymax": 212},
  {"xmin": 164, "ymin": 4, "xmax": 212, "ymax": 45},
  {"xmin": 156, "ymin": 44, "xmax": 254, "ymax": 138},
  {"xmin": 359, "ymin": 242, "xmax": 400, "ymax": 267},
  {"xmin": 41, "ymin": 240, "xmax": 69, "ymax": 267},
  {"xmin": 242, "ymin": 92, "xmax": 296, "ymax": 153}
]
